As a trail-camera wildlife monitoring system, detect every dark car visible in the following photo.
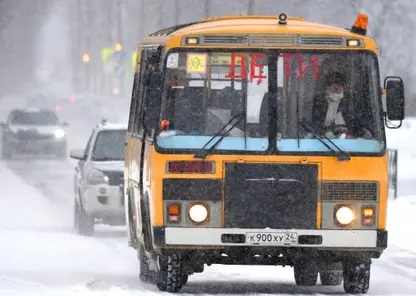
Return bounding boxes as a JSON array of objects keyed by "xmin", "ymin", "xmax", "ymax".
[{"xmin": 1, "ymin": 108, "xmax": 68, "ymax": 159}]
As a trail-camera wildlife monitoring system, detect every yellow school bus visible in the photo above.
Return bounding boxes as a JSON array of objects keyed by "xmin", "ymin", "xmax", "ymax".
[{"xmin": 124, "ymin": 13, "xmax": 405, "ymax": 293}]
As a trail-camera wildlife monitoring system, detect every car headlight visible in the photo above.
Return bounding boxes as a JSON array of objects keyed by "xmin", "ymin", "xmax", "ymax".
[
  {"xmin": 188, "ymin": 204, "xmax": 208, "ymax": 223},
  {"xmin": 54, "ymin": 129, "xmax": 65, "ymax": 139},
  {"xmin": 335, "ymin": 206, "xmax": 356, "ymax": 225},
  {"xmin": 88, "ymin": 169, "xmax": 109, "ymax": 185}
]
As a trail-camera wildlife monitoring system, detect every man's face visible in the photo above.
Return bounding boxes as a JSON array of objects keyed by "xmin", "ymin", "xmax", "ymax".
[{"xmin": 326, "ymin": 83, "xmax": 344, "ymax": 95}]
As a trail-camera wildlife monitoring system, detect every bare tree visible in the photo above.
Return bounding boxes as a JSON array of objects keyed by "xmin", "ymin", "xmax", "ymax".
[{"xmin": 247, "ymin": 0, "xmax": 254, "ymax": 15}]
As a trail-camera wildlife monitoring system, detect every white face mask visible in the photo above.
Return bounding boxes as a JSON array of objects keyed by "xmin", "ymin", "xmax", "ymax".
[{"xmin": 326, "ymin": 92, "xmax": 344, "ymax": 102}]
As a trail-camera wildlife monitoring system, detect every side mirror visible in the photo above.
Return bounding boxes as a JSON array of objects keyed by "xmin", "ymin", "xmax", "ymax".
[
  {"xmin": 62, "ymin": 121, "xmax": 69, "ymax": 127},
  {"xmin": 384, "ymin": 76, "xmax": 405, "ymax": 121},
  {"xmin": 143, "ymin": 72, "xmax": 164, "ymax": 130},
  {"xmin": 0, "ymin": 122, "xmax": 5, "ymax": 127},
  {"xmin": 147, "ymin": 49, "xmax": 161, "ymax": 65},
  {"xmin": 70, "ymin": 149, "xmax": 86, "ymax": 160}
]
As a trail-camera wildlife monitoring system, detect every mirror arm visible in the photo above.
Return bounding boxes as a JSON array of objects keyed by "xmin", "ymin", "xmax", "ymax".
[{"xmin": 384, "ymin": 113, "xmax": 403, "ymax": 129}]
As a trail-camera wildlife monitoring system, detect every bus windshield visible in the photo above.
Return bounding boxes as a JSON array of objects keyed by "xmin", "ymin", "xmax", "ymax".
[{"xmin": 156, "ymin": 50, "xmax": 384, "ymax": 155}]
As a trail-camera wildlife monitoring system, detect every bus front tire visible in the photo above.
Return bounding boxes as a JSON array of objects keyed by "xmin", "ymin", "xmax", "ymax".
[
  {"xmin": 343, "ymin": 259, "xmax": 371, "ymax": 294},
  {"xmin": 156, "ymin": 254, "xmax": 185, "ymax": 293},
  {"xmin": 294, "ymin": 260, "xmax": 318, "ymax": 286},
  {"xmin": 138, "ymin": 243, "xmax": 157, "ymax": 283}
]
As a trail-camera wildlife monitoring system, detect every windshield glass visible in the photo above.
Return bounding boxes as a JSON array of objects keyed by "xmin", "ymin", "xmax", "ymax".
[
  {"xmin": 156, "ymin": 50, "xmax": 383, "ymax": 154},
  {"xmin": 157, "ymin": 51, "xmax": 269, "ymax": 152},
  {"xmin": 91, "ymin": 129, "xmax": 126, "ymax": 161},
  {"xmin": 275, "ymin": 51, "xmax": 383, "ymax": 153},
  {"xmin": 10, "ymin": 110, "xmax": 59, "ymax": 125}
]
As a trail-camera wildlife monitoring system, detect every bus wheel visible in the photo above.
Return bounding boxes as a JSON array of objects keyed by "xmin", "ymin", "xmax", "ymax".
[
  {"xmin": 138, "ymin": 243, "xmax": 157, "ymax": 283},
  {"xmin": 156, "ymin": 254, "xmax": 184, "ymax": 293},
  {"xmin": 343, "ymin": 259, "xmax": 371, "ymax": 294},
  {"xmin": 294, "ymin": 260, "xmax": 318, "ymax": 286}
]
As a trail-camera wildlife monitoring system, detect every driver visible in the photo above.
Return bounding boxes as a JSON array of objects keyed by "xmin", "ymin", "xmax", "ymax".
[{"xmin": 312, "ymin": 72, "xmax": 372, "ymax": 139}]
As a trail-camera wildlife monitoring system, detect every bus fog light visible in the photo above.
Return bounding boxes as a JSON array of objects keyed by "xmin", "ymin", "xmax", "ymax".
[
  {"xmin": 167, "ymin": 204, "xmax": 180, "ymax": 223},
  {"xmin": 362, "ymin": 206, "xmax": 375, "ymax": 225},
  {"xmin": 188, "ymin": 204, "xmax": 208, "ymax": 223},
  {"xmin": 335, "ymin": 206, "xmax": 356, "ymax": 225}
]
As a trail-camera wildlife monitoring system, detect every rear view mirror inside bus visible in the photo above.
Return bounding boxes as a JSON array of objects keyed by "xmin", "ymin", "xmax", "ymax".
[
  {"xmin": 143, "ymin": 72, "xmax": 163, "ymax": 130},
  {"xmin": 384, "ymin": 76, "xmax": 405, "ymax": 121}
]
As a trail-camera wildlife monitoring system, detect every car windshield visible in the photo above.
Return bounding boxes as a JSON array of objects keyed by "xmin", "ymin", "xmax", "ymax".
[
  {"xmin": 10, "ymin": 110, "xmax": 59, "ymax": 125},
  {"xmin": 156, "ymin": 50, "xmax": 383, "ymax": 155},
  {"xmin": 91, "ymin": 129, "xmax": 126, "ymax": 161}
]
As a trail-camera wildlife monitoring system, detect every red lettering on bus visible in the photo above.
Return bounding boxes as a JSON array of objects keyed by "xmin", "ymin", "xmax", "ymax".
[
  {"xmin": 281, "ymin": 54, "xmax": 319, "ymax": 79},
  {"xmin": 226, "ymin": 53, "xmax": 319, "ymax": 81},
  {"xmin": 250, "ymin": 53, "xmax": 267, "ymax": 84},
  {"xmin": 280, "ymin": 53, "xmax": 297, "ymax": 78},
  {"xmin": 298, "ymin": 55, "xmax": 319, "ymax": 79},
  {"xmin": 225, "ymin": 54, "xmax": 247, "ymax": 79}
]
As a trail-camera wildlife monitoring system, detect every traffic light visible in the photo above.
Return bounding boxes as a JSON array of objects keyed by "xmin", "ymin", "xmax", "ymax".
[
  {"xmin": 83, "ymin": 52, "xmax": 90, "ymax": 63},
  {"xmin": 115, "ymin": 43, "xmax": 122, "ymax": 52}
]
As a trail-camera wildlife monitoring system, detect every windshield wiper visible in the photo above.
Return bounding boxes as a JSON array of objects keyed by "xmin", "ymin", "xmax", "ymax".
[
  {"xmin": 298, "ymin": 119, "xmax": 351, "ymax": 161},
  {"xmin": 193, "ymin": 112, "xmax": 245, "ymax": 159}
]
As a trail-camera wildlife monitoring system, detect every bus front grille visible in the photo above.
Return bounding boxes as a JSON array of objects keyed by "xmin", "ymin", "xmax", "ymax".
[{"xmin": 223, "ymin": 163, "xmax": 318, "ymax": 229}]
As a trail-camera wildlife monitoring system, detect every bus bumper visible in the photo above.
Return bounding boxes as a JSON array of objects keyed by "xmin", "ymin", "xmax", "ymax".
[{"xmin": 153, "ymin": 227, "xmax": 388, "ymax": 250}]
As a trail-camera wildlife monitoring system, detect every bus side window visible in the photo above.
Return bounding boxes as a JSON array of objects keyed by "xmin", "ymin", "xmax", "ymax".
[
  {"xmin": 128, "ymin": 49, "xmax": 142, "ymax": 135},
  {"xmin": 128, "ymin": 71, "xmax": 140, "ymax": 134},
  {"xmin": 132, "ymin": 49, "xmax": 150, "ymax": 135}
]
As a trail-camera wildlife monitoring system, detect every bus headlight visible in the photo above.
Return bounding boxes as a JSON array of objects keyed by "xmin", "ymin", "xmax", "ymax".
[
  {"xmin": 188, "ymin": 204, "xmax": 208, "ymax": 224},
  {"xmin": 335, "ymin": 206, "xmax": 356, "ymax": 226}
]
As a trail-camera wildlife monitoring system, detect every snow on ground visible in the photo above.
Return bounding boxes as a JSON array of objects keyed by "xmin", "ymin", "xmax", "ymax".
[
  {"xmin": 0, "ymin": 160, "xmax": 66, "ymax": 231},
  {"xmin": 0, "ymin": 162, "xmax": 139, "ymax": 294},
  {"xmin": 387, "ymin": 196, "xmax": 416, "ymax": 251},
  {"xmin": 386, "ymin": 117, "xmax": 416, "ymax": 181}
]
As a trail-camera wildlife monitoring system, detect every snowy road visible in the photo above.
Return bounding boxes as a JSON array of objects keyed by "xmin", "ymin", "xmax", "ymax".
[{"xmin": 2, "ymin": 156, "xmax": 416, "ymax": 295}]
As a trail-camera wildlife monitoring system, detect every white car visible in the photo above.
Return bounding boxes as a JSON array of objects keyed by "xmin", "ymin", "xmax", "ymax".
[
  {"xmin": 1, "ymin": 108, "xmax": 68, "ymax": 159},
  {"xmin": 70, "ymin": 120, "xmax": 127, "ymax": 236}
]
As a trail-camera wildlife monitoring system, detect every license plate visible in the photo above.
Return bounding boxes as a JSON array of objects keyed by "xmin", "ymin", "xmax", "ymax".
[{"xmin": 246, "ymin": 232, "xmax": 298, "ymax": 245}]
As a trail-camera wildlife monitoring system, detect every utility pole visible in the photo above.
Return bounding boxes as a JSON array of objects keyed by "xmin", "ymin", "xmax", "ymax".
[
  {"xmin": 247, "ymin": 0, "xmax": 254, "ymax": 15},
  {"xmin": 105, "ymin": 0, "xmax": 113, "ymax": 96},
  {"xmin": 117, "ymin": 0, "xmax": 123, "ymax": 44},
  {"xmin": 75, "ymin": 0, "xmax": 82, "ymax": 93},
  {"xmin": 204, "ymin": 0, "xmax": 209, "ymax": 18},
  {"xmin": 85, "ymin": 0, "xmax": 91, "ymax": 93},
  {"xmin": 70, "ymin": 1, "xmax": 77, "ymax": 91},
  {"xmin": 116, "ymin": 0, "xmax": 124, "ymax": 96}
]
